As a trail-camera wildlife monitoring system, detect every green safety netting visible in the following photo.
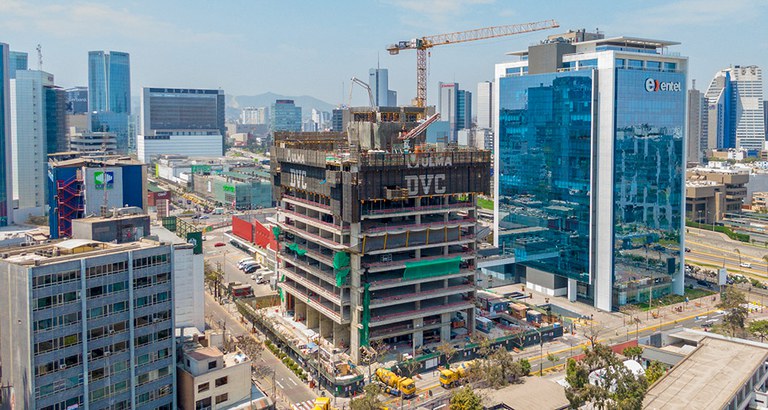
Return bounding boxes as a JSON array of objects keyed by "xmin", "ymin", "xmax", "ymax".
[
  {"xmin": 272, "ymin": 226, "xmax": 281, "ymax": 241},
  {"xmin": 403, "ymin": 256, "xmax": 461, "ymax": 280},
  {"xmin": 335, "ymin": 268, "xmax": 350, "ymax": 287},
  {"xmin": 281, "ymin": 275, "xmax": 285, "ymax": 282},
  {"xmin": 333, "ymin": 251, "xmax": 350, "ymax": 269},
  {"xmin": 286, "ymin": 242, "xmax": 307, "ymax": 256},
  {"xmin": 277, "ymin": 287, "xmax": 284, "ymax": 302},
  {"xmin": 359, "ymin": 283, "xmax": 370, "ymax": 347}
]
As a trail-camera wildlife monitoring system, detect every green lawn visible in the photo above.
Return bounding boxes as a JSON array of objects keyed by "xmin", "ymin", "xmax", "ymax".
[{"xmin": 478, "ymin": 198, "xmax": 494, "ymax": 210}]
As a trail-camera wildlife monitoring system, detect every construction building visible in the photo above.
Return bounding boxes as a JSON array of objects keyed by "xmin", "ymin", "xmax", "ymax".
[{"xmin": 270, "ymin": 107, "xmax": 490, "ymax": 363}]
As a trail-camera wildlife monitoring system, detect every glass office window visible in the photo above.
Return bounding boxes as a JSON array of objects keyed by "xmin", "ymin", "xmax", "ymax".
[
  {"xmin": 612, "ymin": 68, "xmax": 685, "ymax": 306},
  {"xmin": 498, "ymin": 71, "xmax": 593, "ymax": 283},
  {"xmin": 663, "ymin": 62, "xmax": 677, "ymax": 72},
  {"xmin": 615, "ymin": 59, "xmax": 626, "ymax": 69},
  {"xmin": 646, "ymin": 61, "xmax": 661, "ymax": 71},
  {"xmin": 628, "ymin": 59, "xmax": 643, "ymax": 70}
]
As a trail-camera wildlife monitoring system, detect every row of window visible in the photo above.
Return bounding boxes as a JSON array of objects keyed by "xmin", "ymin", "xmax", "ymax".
[
  {"xmin": 35, "ymin": 354, "xmax": 81, "ymax": 377},
  {"xmin": 32, "ymin": 270, "xmax": 80, "ymax": 289},
  {"xmin": 90, "ymin": 379, "xmax": 128, "ymax": 402},
  {"xmin": 133, "ymin": 254, "xmax": 169, "ymax": 269},
  {"xmin": 33, "ymin": 291, "xmax": 78, "ymax": 311},
  {"xmin": 135, "ymin": 310, "xmax": 171, "ymax": 328},
  {"xmin": 136, "ymin": 291, "xmax": 171, "ymax": 308},
  {"xmin": 137, "ymin": 383, "xmax": 172, "ymax": 405},
  {"xmin": 36, "ymin": 375, "xmax": 82, "ymax": 399},
  {"xmin": 90, "ymin": 360, "xmax": 129, "ymax": 382},
  {"xmin": 40, "ymin": 396, "xmax": 83, "ymax": 410},
  {"xmin": 86, "ymin": 261, "xmax": 128, "ymax": 279},
  {"xmin": 136, "ymin": 365, "xmax": 172, "ymax": 386},
  {"xmin": 134, "ymin": 272, "xmax": 170, "ymax": 289},
  {"xmin": 33, "ymin": 312, "xmax": 80, "ymax": 332},
  {"xmin": 615, "ymin": 58, "xmax": 677, "ymax": 72},
  {"xmin": 136, "ymin": 347, "xmax": 171, "ymax": 367},
  {"xmin": 89, "ymin": 320, "xmax": 128, "ymax": 340},
  {"xmin": 90, "ymin": 340, "xmax": 128, "ymax": 360},
  {"xmin": 87, "ymin": 300, "xmax": 128, "ymax": 319},
  {"xmin": 34, "ymin": 334, "xmax": 80, "ymax": 355},
  {"xmin": 136, "ymin": 329, "xmax": 172, "ymax": 347},
  {"xmin": 196, "ymin": 375, "xmax": 228, "ymax": 393},
  {"xmin": 87, "ymin": 281, "xmax": 128, "ymax": 299},
  {"xmin": 196, "ymin": 393, "xmax": 229, "ymax": 409}
]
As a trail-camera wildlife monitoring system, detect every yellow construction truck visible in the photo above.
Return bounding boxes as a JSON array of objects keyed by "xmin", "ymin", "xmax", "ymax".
[
  {"xmin": 439, "ymin": 361, "xmax": 475, "ymax": 388},
  {"xmin": 374, "ymin": 368, "xmax": 416, "ymax": 398},
  {"xmin": 313, "ymin": 397, "xmax": 331, "ymax": 410}
]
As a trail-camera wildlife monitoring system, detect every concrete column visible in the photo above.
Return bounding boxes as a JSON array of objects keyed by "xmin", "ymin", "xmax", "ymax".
[
  {"xmin": 440, "ymin": 312, "xmax": 452, "ymax": 343},
  {"xmin": 335, "ymin": 323, "xmax": 351, "ymax": 353},
  {"xmin": 295, "ymin": 300, "xmax": 306, "ymax": 322},
  {"xmin": 415, "ymin": 283, "xmax": 421, "ymax": 293},
  {"xmin": 412, "ymin": 318, "xmax": 424, "ymax": 349},
  {"xmin": 307, "ymin": 306, "xmax": 319, "ymax": 330},
  {"xmin": 568, "ymin": 278, "xmax": 578, "ymax": 302},
  {"xmin": 320, "ymin": 317, "xmax": 333, "ymax": 340}
]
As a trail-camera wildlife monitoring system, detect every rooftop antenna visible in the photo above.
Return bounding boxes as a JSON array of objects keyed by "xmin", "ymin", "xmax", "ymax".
[{"xmin": 36, "ymin": 44, "xmax": 42, "ymax": 70}]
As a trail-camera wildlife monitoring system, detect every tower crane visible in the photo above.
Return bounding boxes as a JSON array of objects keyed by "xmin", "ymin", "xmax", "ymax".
[{"xmin": 387, "ymin": 20, "xmax": 560, "ymax": 107}]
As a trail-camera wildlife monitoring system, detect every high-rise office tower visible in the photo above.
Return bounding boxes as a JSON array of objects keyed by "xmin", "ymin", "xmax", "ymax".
[
  {"xmin": 65, "ymin": 86, "xmax": 89, "ymax": 114},
  {"xmin": 0, "ymin": 43, "xmax": 12, "ymax": 226},
  {"xmin": 269, "ymin": 99, "xmax": 301, "ymax": 133},
  {"xmin": 88, "ymin": 51, "xmax": 132, "ymax": 153},
  {"xmin": 369, "ymin": 68, "xmax": 397, "ymax": 106},
  {"xmin": 438, "ymin": 82, "xmax": 472, "ymax": 142},
  {"xmin": 10, "ymin": 70, "xmax": 65, "ymax": 214},
  {"xmin": 0, "ymin": 238, "xmax": 176, "ymax": 410},
  {"xmin": 476, "ymin": 81, "xmax": 493, "ymax": 130},
  {"xmin": 136, "ymin": 87, "xmax": 225, "ymax": 163},
  {"xmin": 494, "ymin": 31, "xmax": 687, "ymax": 311},
  {"xmin": 687, "ymin": 82, "xmax": 704, "ymax": 163},
  {"xmin": 241, "ymin": 106, "xmax": 268, "ymax": 125},
  {"xmin": 8, "ymin": 50, "xmax": 27, "ymax": 79},
  {"xmin": 705, "ymin": 65, "xmax": 765, "ymax": 150}
]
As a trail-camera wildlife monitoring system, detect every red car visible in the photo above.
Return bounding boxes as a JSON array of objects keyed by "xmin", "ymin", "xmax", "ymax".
[{"xmin": 214, "ymin": 242, "xmax": 226, "ymax": 247}]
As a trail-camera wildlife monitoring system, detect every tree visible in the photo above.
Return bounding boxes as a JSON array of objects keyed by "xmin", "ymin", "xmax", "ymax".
[
  {"xmin": 471, "ymin": 336, "xmax": 492, "ymax": 360},
  {"xmin": 546, "ymin": 353, "xmax": 560, "ymax": 370},
  {"xmin": 518, "ymin": 358, "xmax": 531, "ymax": 376},
  {"xmin": 622, "ymin": 346, "xmax": 643, "ymax": 361},
  {"xmin": 477, "ymin": 347, "xmax": 527, "ymax": 388},
  {"xmin": 564, "ymin": 343, "xmax": 649, "ymax": 410},
  {"xmin": 645, "ymin": 361, "xmax": 666, "ymax": 386},
  {"xmin": 449, "ymin": 386, "xmax": 483, "ymax": 410},
  {"xmin": 350, "ymin": 384, "xmax": 385, "ymax": 410},
  {"xmin": 717, "ymin": 287, "xmax": 749, "ymax": 337},
  {"xmin": 584, "ymin": 322, "xmax": 605, "ymax": 348},
  {"xmin": 437, "ymin": 342, "xmax": 458, "ymax": 367},
  {"xmin": 748, "ymin": 319, "xmax": 768, "ymax": 342}
]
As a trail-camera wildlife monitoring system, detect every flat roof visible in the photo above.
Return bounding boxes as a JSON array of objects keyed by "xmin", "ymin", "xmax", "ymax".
[
  {"xmin": 644, "ymin": 337, "xmax": 768, "ymax": 409},
  {"xmin": 186, "ymin": 346, "xmax": 222, "ymax": 362},
  {"xmin": 483, "ymin": 377, "xmax": 568, "ymax": 410},
  {"xmin": 507, "ymin": 36, "xmax": 679, "ymax": 56},
  {"xmin": 1, "ymin": 238, "xmax": 161, "ymax": 266}
]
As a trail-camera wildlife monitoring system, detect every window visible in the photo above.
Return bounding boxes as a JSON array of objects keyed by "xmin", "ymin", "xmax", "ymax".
[
  {"xmin": 208, "ymin": 360, "xmax": 217, "ymax": 370},
  {"xmin": 646, "ymin": 60, "xmax": 661, "ymax": 71},
  {"xmin": 615, "ymin": 58, "xmax": 625, "ymax": 69},
  {"xmin": 195, "ymin": 397, "xmax": 212, "ymax": 410},
  {"xmin": 663, "ymin": 62, "xmax": 677, "ymax": 72},
  {"xmin": 198, "ymin": 382, "xmax": 209, "ymax": 393},
  {"xmin": 215, "ymin": 376, "xmax": 228, "ymax": 387},
  {"xmin": 628, "ymin": 59, "xmax": 643, "ymax": 69},
  {"xmin": 215, "ymin": 393, "xmax": 228, "ymax": 404}
]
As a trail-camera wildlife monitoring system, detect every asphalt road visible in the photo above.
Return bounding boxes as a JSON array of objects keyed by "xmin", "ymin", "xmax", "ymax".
[
  {"xmin": 204, "ymin": 228, "xmax": 277, "ymax": 296},
  {"xmin": 685, "ymin": 228, "xmax": 768, "ymax": 281},
  {"xmin": 204, "ymin": 292, "xmax": 316, "ymax": 405}
]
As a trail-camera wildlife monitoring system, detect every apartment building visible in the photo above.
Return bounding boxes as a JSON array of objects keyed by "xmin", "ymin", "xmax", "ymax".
[
  {"xmin": 0, "ymin": 238, "xmax": 176, "ymax": 410},
  {"xmin": 177, "ymin": 345, "xmax": 253, "ymax": 410},
  {"xmin": 271, "ymin": 107, "xmax": 491, "ymax": 363}
]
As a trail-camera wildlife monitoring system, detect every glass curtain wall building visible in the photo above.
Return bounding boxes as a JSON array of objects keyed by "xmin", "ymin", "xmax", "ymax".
[
  {"xmin": 494, "ymin": 32, "xmax": 687, "ymax": 311},
  {"xmin": 88, "ymin": 51, "xmax": 131, "ymax": 153},
  {"xmin": 0, "ymin": 43, "xmax": 11, "ymax": 226}
]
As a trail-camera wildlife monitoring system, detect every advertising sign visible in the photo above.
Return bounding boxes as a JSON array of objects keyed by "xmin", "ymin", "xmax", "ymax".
[{"xmin": 94, "ymin": 171, "xmax": 114, "ymax": 189}]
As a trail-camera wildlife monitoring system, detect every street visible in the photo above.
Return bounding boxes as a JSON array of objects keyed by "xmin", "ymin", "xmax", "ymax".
[{"xmin": 686, "ymin": 227, "xmax": 768, "ymax": 280}]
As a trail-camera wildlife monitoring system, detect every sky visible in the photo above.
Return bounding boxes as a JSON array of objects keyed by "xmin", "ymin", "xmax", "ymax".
[{"xmin": 2, "ymin": 0, "xmax": 767, "ymax": 108}]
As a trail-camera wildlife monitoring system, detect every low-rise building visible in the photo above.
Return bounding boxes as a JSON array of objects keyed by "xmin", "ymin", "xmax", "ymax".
[
  {"xmin": 191, "ymin": 171, "xmax": 272, "ymax": 211},
  {"xmin": 686, "ymin": 168, "xmax": 749, "ymax": 222},
  {"xmin": 643, "ymin": 330, "xmax": 768, "ymax": 410},
  {"xmin": 753, "ymin": 192, "xmax": 768, "ymax": 212},
  {"xmin": 177, "ymin": 345, "xmax": 254, "ymax": 410}
]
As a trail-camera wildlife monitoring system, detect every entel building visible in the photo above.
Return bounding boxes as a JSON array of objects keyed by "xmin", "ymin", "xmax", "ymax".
[{"xmin": 493, "ymin": 30, "xmax": 687, "ymax": 311}]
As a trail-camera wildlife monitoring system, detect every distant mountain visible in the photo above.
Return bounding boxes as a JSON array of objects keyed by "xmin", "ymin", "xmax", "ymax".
[{"xmin": 226, "ymin": 92, "xmax": 336, "ymax": 120}]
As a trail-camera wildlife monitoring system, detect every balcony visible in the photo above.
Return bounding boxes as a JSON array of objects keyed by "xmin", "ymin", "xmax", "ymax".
[
  {"xmin": 363, "ymin": 234, "xmax": 476, "ymax": 255},
  {"xmin": 364, "ymin": 250, "xmax": 474, "ymax": 272},
  {"xmin": 369, "ymin": 317, "xmax": 443, "ymax": 340},
  {"xmin": 363, "ymin": 217, "xmax": 476, "ymax": 234},
  {"xmin": 283, "ymin": 195, "xmax": 331, "ymax": 213},
  {"xmin": 285, "ymin": 256, "xmax": 337, "ymax": 286},
  {"xmin": 362, "ymin": 202, "xmax": 473, "ymax": 219},
  {"xmin": 279, "ymin": 281, "xmax": 347, "ymax": 324},
  {"xmin": 281, "ymin": 266, "xmax": 347, "ymax": 306},
  {"xmin": 369, "ymin": 300, "xmax": 474, "ymax": 327},
  {"xmin": 368, "ymin": 284, "xmax": 475, "ymax": 308},
  {"xmin": 281, "ymin": 208, "xmax": 349, "ymax": 233},
  {"xmin": 277, "ymin": 220, "xmax": 346, "ymax": 250}
]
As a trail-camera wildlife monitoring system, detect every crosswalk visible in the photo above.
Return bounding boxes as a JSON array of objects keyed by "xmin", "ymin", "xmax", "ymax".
[{"xmin": 292, "ymin": 400, "xmax": 316, "ymax": 410}]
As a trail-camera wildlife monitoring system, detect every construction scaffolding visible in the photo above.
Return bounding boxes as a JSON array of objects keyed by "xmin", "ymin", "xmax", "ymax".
[{"xmin": 55, "ymin": 175, "xmax": 85, "ymax": 238}]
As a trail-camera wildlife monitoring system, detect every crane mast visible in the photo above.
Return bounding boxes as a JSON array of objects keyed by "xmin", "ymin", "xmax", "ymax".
[{"xmin": 387, "ymin": 20, "xmax": 560, "ymax": 107}]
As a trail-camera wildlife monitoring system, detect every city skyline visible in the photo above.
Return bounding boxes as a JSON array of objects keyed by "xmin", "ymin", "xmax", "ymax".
[{"xmin": 0, "ymin": 0, "xmax": 766, "ymax": 107}]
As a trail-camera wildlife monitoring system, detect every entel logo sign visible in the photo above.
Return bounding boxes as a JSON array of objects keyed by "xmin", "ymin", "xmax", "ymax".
[{"xmin": 645, "ymin": 78, "xmax": 681, "ymax": 92}]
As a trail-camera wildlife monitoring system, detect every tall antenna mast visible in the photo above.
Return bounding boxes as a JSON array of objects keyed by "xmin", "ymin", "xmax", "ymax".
[{"xmin": 36, "ymin": 44, "xmax": 42, "ymax": 70}]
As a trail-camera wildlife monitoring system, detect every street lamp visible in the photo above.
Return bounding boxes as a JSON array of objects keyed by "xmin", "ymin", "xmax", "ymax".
[{"xmin": 534, "ymin": 327, "xmax": 543, "ymax": 376}]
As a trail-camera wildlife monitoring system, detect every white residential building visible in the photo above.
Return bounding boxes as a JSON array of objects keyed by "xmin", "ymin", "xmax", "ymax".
[
  {"xmin": 705, "ymin": 65, "xmax": 765, "ymax": 150},
  {"xmin": 137, "ymin": 132, "xmax": 224, "ymax": 163},
  {"xmin": 476, "ymin": 81, "xmax": 493, "ymax": 130}
]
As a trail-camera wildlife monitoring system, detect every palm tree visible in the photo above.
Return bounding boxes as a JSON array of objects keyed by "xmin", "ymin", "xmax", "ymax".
[
  {"xmin": 735, "ymin": 248, "xmax": 742, "ymax": 268},
  {"xmin": 763, "ymin": 255, "xmax": 768, "ymax": 276}
]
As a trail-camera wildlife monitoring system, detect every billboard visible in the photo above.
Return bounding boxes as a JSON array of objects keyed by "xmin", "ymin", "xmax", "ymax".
[
  {"xmin": 84, "ymin": 167, "xmax": 124, "ymax": 214},
  {"xmin": 94, "ymin": 171, "xmax": 114, "ymax": 189}
]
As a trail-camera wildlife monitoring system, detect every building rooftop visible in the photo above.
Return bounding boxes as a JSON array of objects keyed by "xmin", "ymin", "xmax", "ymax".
[
  {"xmin": 186, "ymin": 346, "xmax": 222, "ymax": 362},
  {"xmin": 644, "ymin": 336, "xmax": 768, "ymax": 410},
  {"xmin": 482, "ymin": 377, "xmax": 569, "ymax": 410},
  {"xmin": 507, "ymin": 34, "xmax": 680, "ymax": 56},
  {"xmin": 49, "ymin": 154, "xmax": 143, "ymax": 167},
  {"xmin": 0, "ymin": 238, "xmax": 164, "ymax": 266}
]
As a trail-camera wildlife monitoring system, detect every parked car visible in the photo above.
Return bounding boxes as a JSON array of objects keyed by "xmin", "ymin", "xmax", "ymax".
[
  {"xmin": 740, "ymin": 262, "xmax": 752, "ymax": 268},
  {"xmin": 244, "ymin": 265, "xmax": 259, "ymax": 274},
  {"xmin": 685, "ymin": 247, "xmax": 691, "ymax": 252},
  {"xmin": 214, "ymin": 242, "xmax": 226, "ymax": 247}
]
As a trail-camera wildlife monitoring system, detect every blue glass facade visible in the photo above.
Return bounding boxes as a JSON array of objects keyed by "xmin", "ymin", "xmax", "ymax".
[
  {"xmin": 612, "ymin": 69, "xmax": 685, "ymax": 305},
  {"xmin": 270, "ymin": 100, "xmax": 302, "ymax": 133},
  {"xmin": 8, "ymin": 51, "xmax": 27, "ymax": 79},
  {"xmin": 0, "ymin": 44, "xmax": 9, "ymax": 226},
  {"xmin": 498, "ymin": 71, "xmax": 593, "ymax": 283},
  {"xmin": 88, "ymin": 51, "xmax": 131, "ymax": 153}
]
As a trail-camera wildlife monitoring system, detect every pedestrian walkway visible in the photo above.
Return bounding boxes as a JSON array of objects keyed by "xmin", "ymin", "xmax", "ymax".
[{"xmin": 292, "ymin": 399, "xmax": 316, "ymax": 410}]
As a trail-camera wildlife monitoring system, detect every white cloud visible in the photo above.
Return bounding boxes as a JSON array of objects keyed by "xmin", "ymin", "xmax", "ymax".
[
  {"xmin": 384, "ymin": 0, "xmax": 496, "ymax": 29},
  {"xmin": 623, "ymin": 0, "xmax": 766, "ymax": 30}
]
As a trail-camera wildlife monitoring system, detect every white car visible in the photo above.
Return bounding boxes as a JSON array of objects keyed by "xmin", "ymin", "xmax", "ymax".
[{"xmin": 740, "ymin": 262, "xmax": 752, "ymax": 268}]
